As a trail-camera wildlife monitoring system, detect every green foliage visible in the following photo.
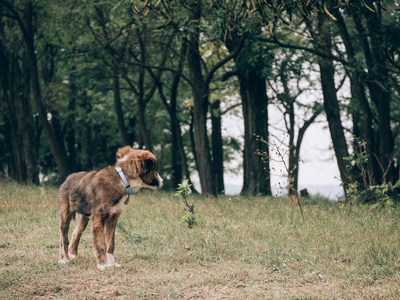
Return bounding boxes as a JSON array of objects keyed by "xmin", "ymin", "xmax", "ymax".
[
  {"xmin": 176, "ymin": 180, "xmax": 196, "ymax": 228},
  {"xmin": 344, "ymin": 137, "xmax": 398, "ymax": 207},
  {"xmin": 346, "ymin": 181, "xmax": 396, "ymax": 209},
  {"xmin": 236, "ymin": 39, "xmax": 274, "ymax": 79}
]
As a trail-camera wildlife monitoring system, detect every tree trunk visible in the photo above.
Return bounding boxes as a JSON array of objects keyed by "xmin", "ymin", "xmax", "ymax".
[
  {"xmin": 225, "ymin": 34, "xmax": 271, "ymax": 196},
  {"xmin": 287, "ymin": 101, "xmax": 296, "ymax": 196},
  {"xmin": 18, "ymin": 53, "xmax": 39, "ymax": 184},
  {"xmin": 211, "ymin": 100, "xmax": 224, "ymax": 194},
  {"xmin": 23, "ymin": 2, "xmax": 69, "ymax": 182},
  {"xmin": 1, "ymin": 38, "xmax": 39, "ymax": 184},
  {"xmin": 187, "ymin": 3, "xmax": 216, "ymax": 197},
  {"xmin": 66, "ymin": 84, "xmax": 76, "ymax": 173},
  {"xmin": 315, "ymin": 13, "xmax": 351, "ymax": 191},
  {"xmin": 81, "ymin": 97, "xmax": 93, "ymax": 170},
  {"xmin": 362, "ymin": 7, "xmax": 395, "ymax": 183},
  {"xmin": 238, "ymin": 67, "xmax": 271, "ymax": 196},
  {"xmin": 336, "ymin": 12, "xmax": 380, "ymax": 185},
  {"xmin": 1, "ymin": 55, "xmax": 25, "ymax": 181},
  {"xmin": 113, "ymin": 67, "xmax": 129, "ymax": 146}
]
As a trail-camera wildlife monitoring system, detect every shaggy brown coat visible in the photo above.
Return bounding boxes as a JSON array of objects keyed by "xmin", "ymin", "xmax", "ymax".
[{"xmin": 58, "ymin": 146, "xmax": 163, "ymax": 269}]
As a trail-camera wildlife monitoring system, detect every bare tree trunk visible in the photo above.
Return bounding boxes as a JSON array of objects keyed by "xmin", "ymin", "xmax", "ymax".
[
  {"xmin": 22, "ymin": 2, "xmax": 69, "ymax": 182},
  {"xmin": 18, "ymin": 53, "xmax": 39, "ymax": 184},
  {"xmin": 187, "ymin": 3, "xmax": 216, "ymax": 197},
  {"xmin": 1, "ymin": 55, "xmax": 25, "ymax": 181},
  {"xmin": 362, "ymin": 6, "xmax": 395, "ymax": 182},
  {"xmin": 66, "ymin": 84, "xmax": 76, "ymax": 172},
  {"xmin": 1, "ymin": 35, "xmax": 38, "ymax": 183},
  {"xmin": 225, "ymin": 34, "xmax": 271, "ymax": 196},
  {"xmin": 113, "ymin": 67, "xmax": 129, "ymax": 145},
  {"xmin": 211, "ymin": 100, "xmax": 224, "ymax": 194},
  {"xmin": 336, "ymin": 12, "xmax": 380, "ymax": 185},
  {"xmin": 314, "ymin": 13, "xmax": 351, "ymax": 191},
  {"xmin": 238, "ymin": 67, "xmax": 271, "ymax": 196}
]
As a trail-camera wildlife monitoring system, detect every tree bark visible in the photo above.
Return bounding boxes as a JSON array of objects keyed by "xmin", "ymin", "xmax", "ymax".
[
  {"xmin": 238, "ymin": 67, "xmax": 271, "ymax": 195},
  {"xmin": 211, "ymin": 100, "xmax": 224, "ymax": 194},
  {"xmin": 22, "ymin": 2, "xmax": 69, "ymax": 182},
  {"xmin": 66, "ymin": 83, "xmax": 76, "ymax": 173},
  {"xmin": 112, "ymin": 67, "xmax": 129, "ymax": 145},
  {"xmin": 335, "ymin": 12, "xmax": 380, "ymax": 185},
  {"xmin": 361, "ymin": 6, "xmax": 395, "ymax": 182},
  {"xmin": 225, "ymin": 34, "xmax": 271, "ymax": 196},
  {"xmin": 314, "ymin": 13, "xmax": 351, "ymax": 191},
  {"xmin": 1, "ymin": 33, "xmax": 39, "ymax": 183},
  {"xmin": 1, "ymin": 53, "xmax": 25, "ymax": 181},
  {"xmin": 187, "ymin": 3, "xmax": 216, "ymax": 197}
]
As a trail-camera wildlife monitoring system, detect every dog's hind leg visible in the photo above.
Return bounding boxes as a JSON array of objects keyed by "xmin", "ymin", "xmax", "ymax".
[
  {"xmin": 69, "ymin": 213, "xmax": 89, "ymax": 259},
  {"xmin": 104, "ymin": 213, "xmax": 121, "ymax": 267},
  {"xmin": 91, "ymin": 214, "xmax": 107, "ymax": 270},
  {"xmin": 59, "ymin": 208, "xmax": 73, "ymax": 264}
]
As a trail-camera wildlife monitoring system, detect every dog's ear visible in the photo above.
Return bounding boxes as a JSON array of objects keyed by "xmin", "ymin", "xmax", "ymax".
[
  {"xmin": 116, "ymin": 146, "xmax": 132, "ymax": 160},
  {"xmin": 138, "ymin": 151, "xmax": 157, "ymax": 173},
  {"xmin": 144, "ymin": 158, "xmax": 155, "ymax": 170}
]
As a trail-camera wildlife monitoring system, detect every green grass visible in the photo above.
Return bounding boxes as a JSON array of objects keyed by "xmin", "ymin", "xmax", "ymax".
[{"xmin": 1, "ymin": 183, "xmax": 400, "ymax": 299}]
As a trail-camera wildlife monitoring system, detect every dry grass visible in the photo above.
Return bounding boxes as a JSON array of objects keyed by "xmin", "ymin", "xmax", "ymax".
[{"xmin": 1, "ymin": 183, "xmax": 400, "ymax": 299}]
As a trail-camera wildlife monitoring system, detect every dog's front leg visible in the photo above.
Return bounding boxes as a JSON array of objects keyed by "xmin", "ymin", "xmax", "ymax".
[
  {"xmin": 91, "ymin": 214, "xmax": 107, "ymax": 270},
  {"xmin": 105, "ymin": 213, "xmax": 121, "ymax": 267}
]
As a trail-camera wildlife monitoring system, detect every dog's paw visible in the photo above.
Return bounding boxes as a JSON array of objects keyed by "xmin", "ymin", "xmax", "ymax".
[
  {"xmin": 97, "ymin": 254, "xmax": 122, "ymax": 270},
  {"xmin": 109, "ymin": 262, "xmax": 121, "ymax": 267},
  {"xmin": 68, "ymin": 251, "xmax": 77, "ymax": 259},
  {"xmin": 58, "ymin": 259, "xmax": 70, "ymax": 264},
  {"xmin": 106, "ymin": 253, "xmax": 121, "ymax": 267}
]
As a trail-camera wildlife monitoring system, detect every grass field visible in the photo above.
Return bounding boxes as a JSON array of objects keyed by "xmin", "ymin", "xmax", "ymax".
[{"xmin": 1, "ymin": 183, "xmax": 400, "ymax": 299}]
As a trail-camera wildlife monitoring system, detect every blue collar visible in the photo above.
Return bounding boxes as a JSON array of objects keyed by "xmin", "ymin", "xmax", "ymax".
[{"xmin": 115, "ymin": 167, "xmax": 133, "ymax": 195}]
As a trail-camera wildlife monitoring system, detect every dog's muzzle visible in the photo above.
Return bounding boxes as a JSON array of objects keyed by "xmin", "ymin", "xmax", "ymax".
[{"xmin": 154, "ymin": 173, "xmax": 163, "ymax": 188}]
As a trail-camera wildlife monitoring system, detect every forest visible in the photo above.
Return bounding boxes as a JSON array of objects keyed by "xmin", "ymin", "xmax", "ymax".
[{"xmin": 1, "ymin": 0, "xmax": 399, "ymax": 201}]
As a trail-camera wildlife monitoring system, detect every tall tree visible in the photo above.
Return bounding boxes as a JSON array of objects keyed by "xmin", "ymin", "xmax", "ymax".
[
  {"xmin": 186, "ymin": 2, "xmax": 215, "ymax": 197},
  {"xmin": 226, "ymin": 35, "xmax": 272, "ymax": 196},
  {"xmin": 268, "ymin": 51, "xmax": 323, "ymax": 195},
  {"xmin": 311, "ymin": 12, "xmax": 351, "ymax": 191}
]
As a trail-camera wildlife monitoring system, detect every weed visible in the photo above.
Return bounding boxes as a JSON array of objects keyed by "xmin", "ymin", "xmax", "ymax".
[
  {"xmin": 256, "ymin": 135, "xmax": 305, "ymax": 221},
  {"xmin": 175, "ymin": 180, "xmax": 196, "ymax": 228},
  {"xmin": 344, "ymin": 136, "xmax": 399, "ymax": 207}
]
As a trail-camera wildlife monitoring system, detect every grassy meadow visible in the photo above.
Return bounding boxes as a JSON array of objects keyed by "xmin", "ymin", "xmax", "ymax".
[{"xmin": 1, "ymin": 183, "xmax": 400, "ymax": 299}]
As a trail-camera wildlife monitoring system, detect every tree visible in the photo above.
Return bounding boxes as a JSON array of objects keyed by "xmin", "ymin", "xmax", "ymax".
[
  {"xmin": 268, "ymin": 49, "xmax": 323, "ymax": 195},
  {"xmin": 226, "ymin": 37, "xmax": 272, "ymax": 196},
  {"xmin": 311, "ymin": 12, "xmax": 352, "ymax": 191},
  {"xmin": 1, "ymin": 0, "xmax": 71, "ymax": 182}
]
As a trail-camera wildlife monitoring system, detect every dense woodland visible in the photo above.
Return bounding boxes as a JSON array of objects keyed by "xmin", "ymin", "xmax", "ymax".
[{"xmin": 1, "ymin": 0, "xmax": 399, "ymax": 201}]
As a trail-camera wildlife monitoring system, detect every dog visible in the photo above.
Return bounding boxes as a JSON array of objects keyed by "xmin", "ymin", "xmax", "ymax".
[{"xmin": 58, "ymin": 146, "xmax": 163, "ymax": 270}]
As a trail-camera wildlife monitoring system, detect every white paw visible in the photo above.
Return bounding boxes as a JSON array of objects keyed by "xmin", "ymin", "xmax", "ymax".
[
  {"xmin": 97, "ymin": 264, "xmax": 106, "ymax": 271},
  {"xmin": 106, "ymin": 253, "xmax": 121, "ymax": 267},
  {"xmin": 58, "ymin": 259, "xmax": 70, "ymax": 264},
  {"xmin": 68, "ymin": 252, "xmax": 77, "ymax": 259}
]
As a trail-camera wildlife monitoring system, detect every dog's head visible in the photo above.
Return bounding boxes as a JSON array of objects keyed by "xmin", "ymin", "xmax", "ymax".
[
  {"xmin": 116, "ymin": 146, "xmax": 163, "ymax": 190},
  {"xmin": 116, "ymin": 146, "xmax": 134, "ymax": 161}
]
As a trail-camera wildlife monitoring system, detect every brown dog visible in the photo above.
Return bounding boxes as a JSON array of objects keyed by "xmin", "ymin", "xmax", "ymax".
[{"xmin": 58, "ymin": 146, "xmax": 163, "ymax": 270}]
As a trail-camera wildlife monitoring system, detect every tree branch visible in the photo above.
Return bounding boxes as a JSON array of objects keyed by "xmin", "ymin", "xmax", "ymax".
[
  {"xmin": 259, "ymin": 36, "xmax": 349, "ymax": 67},
  {"xmin": 205, "ymin": 35, "xmax": 246, "ymax": 86}
]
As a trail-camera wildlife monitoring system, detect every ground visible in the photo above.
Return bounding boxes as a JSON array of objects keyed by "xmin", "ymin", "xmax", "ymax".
[{"xmin": 1, "ymin": 183, "xmax": 400, "ymax": 299}]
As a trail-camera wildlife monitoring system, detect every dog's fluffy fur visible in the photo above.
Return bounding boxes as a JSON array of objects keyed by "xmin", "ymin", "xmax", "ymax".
[{"xmin": 58, "ymin": 146, "xmax": 163, "ymax": 270}]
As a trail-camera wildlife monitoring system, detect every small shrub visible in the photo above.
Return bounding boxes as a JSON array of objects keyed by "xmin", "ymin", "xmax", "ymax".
[
  {"xmin": 344, "ymin": 136, "xmax": 398, "ymax": 207},
  {"xmin": 176, "ymin": 180, "xmax": 197, "ymax": 228}
]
